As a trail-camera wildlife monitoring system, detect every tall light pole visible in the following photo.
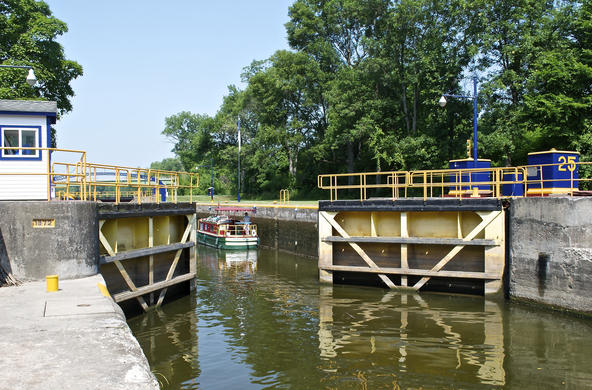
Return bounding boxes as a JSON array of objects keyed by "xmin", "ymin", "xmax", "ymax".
[
  {"xmin": 0, "ymin": 64, "xmax": 37, "ymax": 86},
  {"xmin": 237, "ymin": 116, "xmax": 241, "ymax": 202},
  {"xmin": 439, "ymin": 77, "xmax": 478, "ymax": 166}
]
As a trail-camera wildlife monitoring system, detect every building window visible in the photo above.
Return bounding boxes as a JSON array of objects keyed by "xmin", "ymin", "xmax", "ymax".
[{"xmin": 1, "ymin": 126, "xmax": 40, "ymax": 158}]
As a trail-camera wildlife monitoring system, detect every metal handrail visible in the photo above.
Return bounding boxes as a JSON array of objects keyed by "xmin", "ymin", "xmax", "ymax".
[
  {"xmin": 52, "ymin": 161, "xmax": 198, "ymax": 204},
  {"xmin": 0, "ymin": 146, "xmax": 198, "ymax": 203},
  {"xmin": 280, "ymin": 189, "xmax": 290, "ymax": 204},
  {"xmin": 318, "ymin": 162, "xmax": 589, "ymax": 201}
]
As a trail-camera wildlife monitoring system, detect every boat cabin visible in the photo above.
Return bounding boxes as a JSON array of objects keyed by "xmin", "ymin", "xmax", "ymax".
[
  {"xmin": 197, "ymin": 215, "xmax": 259, "ymax": 250},
  {"xmin": 199, "ymin": 217, "xmax": 256, "ymax": 237}
]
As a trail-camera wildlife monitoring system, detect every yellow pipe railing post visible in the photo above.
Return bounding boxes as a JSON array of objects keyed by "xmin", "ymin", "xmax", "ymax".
[
  {"xmin": 82, "ymin": 152, "xmax": 87, "ymax": 200},
  {"xmin": 496, "ymin": 168, "xmax": 501, "ymax": 198},
  {"xmin": 136, "ymin": 169, "xmax": 141, "ymax": 204},
  {"xmin": 423, "ymin": 172, "xmax": 427, "ymax": 201},
  {"xmin": 115, "ymin": 168, "xmax": 120, "ymax": 204},
  {"xmin": 360, "ymin": 173, "xmax": 364, "ymax": 201},
  {"xmin": 330, "ymin": 175, "xmax": 334, "ymax": 202},
  {"xmin": 174, "ymin": 173, "xmax": 178, "ymax": 203},
  {"xmin": 46, "ymin": 148, "xmax": 51, "ymax": 201},
  {"xmin": 156, "ymin": 171, "xmax": 160, "ymax": 204},
  {"xmin": 570, "ymin": 166, "xmax": 574, "ymax": 196}
]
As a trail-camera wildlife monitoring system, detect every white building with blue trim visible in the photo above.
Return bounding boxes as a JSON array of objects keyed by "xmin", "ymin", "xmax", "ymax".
[{"xmin": 0, "ymin": 99, "xmax": 57, "ymax": 200}]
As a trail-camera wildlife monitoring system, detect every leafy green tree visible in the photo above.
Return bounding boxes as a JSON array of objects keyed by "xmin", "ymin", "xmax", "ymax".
[
  {"xmin": 150, "ymin": 157, "xmax": 183, "ymax": 172},
  {"xmin": 477, "ymin": 0, "xmax": 556, "ymax": 165},
  {"xmin": 247, "ymin": 50, "xmax": 325, "ymax": 185},
  {"xmin": 478, "ymin": 0, "xmax": 591, "ymax": 165},
  {"xmin": 286, "ymin": 0, "xmax": 480, "ymax": 177},
  {"xmin": 0, "ymin": 0, "xmax": 82, "ymax": 115},
  {"xmin": 522, "ymin": 2, "xmax": 592, "ymax": 152},
  {"xmin": 161, "ymin": 0, "xmax": 592, "ymax": 198},
  {"xmin": 287, "ymin": 0, "xmax": 384, "ymax": 175}
]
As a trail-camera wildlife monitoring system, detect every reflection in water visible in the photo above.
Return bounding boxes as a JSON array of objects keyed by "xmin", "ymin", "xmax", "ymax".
[
  {"xmin": 128, "ymin": 247, "xmax": 592, "ymax": 389},
  {"xmin": 316, "ymin": 287, "xmax": 506, "ymax": 388}
]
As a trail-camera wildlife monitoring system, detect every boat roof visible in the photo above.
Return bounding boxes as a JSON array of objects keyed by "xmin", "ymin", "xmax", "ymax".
[{"xmin": 200, "ymin": 215, "xmax": 236, "ymax": 224}]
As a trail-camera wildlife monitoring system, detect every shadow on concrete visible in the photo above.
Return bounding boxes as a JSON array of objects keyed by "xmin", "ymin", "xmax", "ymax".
[
  {"xmin": 537, "ymin": 252, "xmax": 549, "ymax": 297},
  {"xmin": 0, "ymin": 228, "xmax": 19, "ymax": 286}
]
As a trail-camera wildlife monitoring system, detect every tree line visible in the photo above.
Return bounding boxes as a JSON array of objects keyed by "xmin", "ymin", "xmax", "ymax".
[
  {"xmin": 0, "ymin": 0, "xmax": 83, "ymax": 147},
  {"xmin": 154, "ymin": 0, "xmax": 591, "ymax": 199}
]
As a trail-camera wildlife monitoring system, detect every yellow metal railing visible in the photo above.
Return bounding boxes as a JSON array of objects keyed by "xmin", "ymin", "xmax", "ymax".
[
  {"xmin": 0, "ymin": 146, "xmax": 87, "ymax": 200},
  {"xmin": 0, "ymin": 147, "xmax": 198, "ymax": 203},
  {"xmin": 279, "ymin": 189, "xmax": 290, "ymax": 204},
  {"xmin": 318, "ymin": 162, "xmax": 590, "ymax": 201},
  {"xmin": 54, "ymin": 161, "xmax": 198, "ymax": 204}
]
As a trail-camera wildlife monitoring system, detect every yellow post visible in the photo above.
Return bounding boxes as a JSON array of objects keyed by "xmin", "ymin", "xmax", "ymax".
[
  {"xmin": 423, "ymin": 172, "xmax": 427, "ymax": 201},
  {"xmin": 495, "ymin": 169, "xmax": 501, "ymax": 198},
  {"xmin": 189, "ymin": 173, "xmax": 193, "ymax": 203},
  {"xmin": 46, "ymin": 148, "xmax": 51, "ymax": 201},
  {"xmin": 82, "ymin": 152, "xmax": 88, "ymax": 200},
  {"xmin": 115, "ymin": 168, "xmax": 120, "ymax": 205},
  {"xmin": 136, "ymin": 168, "xmax": 141, "ymax": 204},
  {"xmin": 46, "ymin": 275, "xmax": 59, "ymax": 292}
]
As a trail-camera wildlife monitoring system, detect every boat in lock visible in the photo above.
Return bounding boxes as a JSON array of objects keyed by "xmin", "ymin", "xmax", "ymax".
[{"xmin": 197, "ymin": 215, "xmax": 259, "ymax": 250}]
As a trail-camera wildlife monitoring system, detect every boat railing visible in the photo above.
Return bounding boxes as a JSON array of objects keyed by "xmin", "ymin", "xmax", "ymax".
[{"xmin": 219, "ymin": 223, "xmax": 258, "ymax": 238}]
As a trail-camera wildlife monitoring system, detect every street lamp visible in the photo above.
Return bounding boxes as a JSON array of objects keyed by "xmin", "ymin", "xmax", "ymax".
[
  {"xmin": 0, "ymin": 65, "xmax": 37, "ymax": 86},
  {"xmin": 440, "ymin": 77, "xmax": 478, "ymax": 166}
]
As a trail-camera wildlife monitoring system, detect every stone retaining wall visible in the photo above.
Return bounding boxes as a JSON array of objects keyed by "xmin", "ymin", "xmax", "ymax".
[
  {"xmin": 508, "ymin": 197, "xmax": 592, "ymax": 315},
  {"xmin": 0, "ymin": 201, "xmax": 98, "ymax": 281}
]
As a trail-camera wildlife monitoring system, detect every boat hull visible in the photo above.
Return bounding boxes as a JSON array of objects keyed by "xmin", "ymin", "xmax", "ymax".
[{"xmin": 197, "ymin": 231, "xmax": 259, "ymax": 250}]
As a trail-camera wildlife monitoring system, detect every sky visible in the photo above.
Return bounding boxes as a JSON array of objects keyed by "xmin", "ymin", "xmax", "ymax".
[{"xmin": 43, "ymin": 1, "xmax": 292, "ymax": 168}]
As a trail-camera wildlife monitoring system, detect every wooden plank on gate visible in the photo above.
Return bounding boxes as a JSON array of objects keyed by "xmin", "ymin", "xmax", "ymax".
[
  {"xmin": 99, "ymin": 242, "xmax": 195, "ymax": 264},
  {"xmin": 322, "ymin": 236, "xmax": 497, "ymax": 246},
  {"xmin": 413, "ymin": 210, "xmax": 502, "ymax": 290},
  {"xmin": 112, "ymin": 273, "xmax": 195, "ymax": 303},
  {"xmin": 320, "ymin": 212, "xmax": 398, "ymax": 289},
  {"xmin": 156, "ymin": 215, "xmax": 196, "ymax": 307},
  {"xmin": 99, "ymin": 220, "xmax": 149, "ymax": 312},
  {"xmin": 113, "ymin": 259, "xmax": 149, "ymax": 311},
  {"xmin": 320, "ymin": 264, "xmax": 500, "ymax": 280}
]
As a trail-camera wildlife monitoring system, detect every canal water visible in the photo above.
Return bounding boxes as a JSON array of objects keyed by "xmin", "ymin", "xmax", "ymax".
[{"xmin": 128, "ymin": 247, "xmax": 592, "ymax": 389}]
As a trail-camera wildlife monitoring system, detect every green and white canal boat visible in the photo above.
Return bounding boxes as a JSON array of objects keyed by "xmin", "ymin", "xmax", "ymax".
[{"xmin": 197, "ymin": 215, "xmax": 259, "ymax": 250}]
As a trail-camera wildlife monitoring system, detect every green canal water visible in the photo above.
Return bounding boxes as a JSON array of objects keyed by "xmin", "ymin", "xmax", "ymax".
[{"xmin": 128, "ymin": 247, "xmax": 592, "ymax": 389}]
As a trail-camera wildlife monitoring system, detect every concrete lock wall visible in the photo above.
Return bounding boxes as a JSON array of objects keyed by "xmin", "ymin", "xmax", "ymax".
[
  {"xmin": 0, "ymin": 201, "xmax": 99, "ymax": 281},
  {"xmin": 509, "ymin": 197, "xmax": 592, "ymax": 315}
]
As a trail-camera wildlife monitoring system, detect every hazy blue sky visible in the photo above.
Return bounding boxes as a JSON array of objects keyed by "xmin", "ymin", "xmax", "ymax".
[{"xmin": 44, "ymin": 1, "xmax": 292, "ymax": 167}]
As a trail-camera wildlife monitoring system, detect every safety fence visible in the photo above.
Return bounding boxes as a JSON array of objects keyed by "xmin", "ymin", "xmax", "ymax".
[
  {"xmin": 279, "ymin": 189, "xmax": 290, "ymax": 204},
  {"xmin": 318, "ymin": 162, "xmax": 587, "ymax": 201},
  {"xmin": 0, "ymin": 147, "xmax": 198, "ymax": 203}
]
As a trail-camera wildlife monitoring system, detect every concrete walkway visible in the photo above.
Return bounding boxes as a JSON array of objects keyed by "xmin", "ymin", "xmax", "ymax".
[{"xmin": 0, "ymin": 275, "xmax": 159, "ymax": 390}]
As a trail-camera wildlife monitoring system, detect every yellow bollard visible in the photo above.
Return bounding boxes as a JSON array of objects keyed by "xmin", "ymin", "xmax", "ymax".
[{"xmin": 46, "ymin": 275, "xmax": 59, "ymax": 292}]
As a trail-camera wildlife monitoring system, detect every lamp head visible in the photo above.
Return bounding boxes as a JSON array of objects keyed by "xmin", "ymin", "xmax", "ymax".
[
  {"xmin": 26, "ymin": 68, "xmax": 36, "ymax": 87},
  {"xmin": 438, "ymin": 95, "xmax": 447, "ymax": 107}
]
